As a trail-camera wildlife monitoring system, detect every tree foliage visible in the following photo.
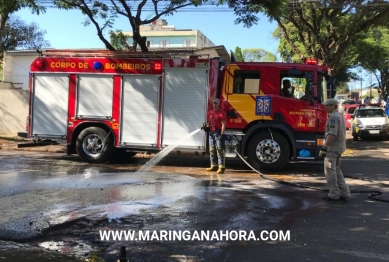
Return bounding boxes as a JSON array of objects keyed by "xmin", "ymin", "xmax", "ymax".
[
  {"xmin": 241, "ymin": 48, "xmax": 276, "ymax": 62},
  {"xmin": 271, "ymin": 0, "xmax": 389, "ymax": 77},
  {"xmin": 109, "ymin": 30, "xmax": 132, "ymax": 51},
  {"xmin": 356, "ymin": 27, "xmax": 389, "ymax": 98},
  {"xmin": 2, "ymin": 16, "xmax": 50, "ymax": 51},
  {"xmin": 0, "ymin": 0, "xmax": 45, "ymax": 51},
  {"xmin": 218, "ymin": 0, "xmax": 288, "ymax": 27},
  {"xmin": 234, "ymin": 46, "xmax": 244, "ymax": 62}
]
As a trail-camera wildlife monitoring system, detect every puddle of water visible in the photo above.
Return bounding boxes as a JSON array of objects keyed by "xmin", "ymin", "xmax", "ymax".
[
  {"xmin": 41, "ymin": 173, "xmax": 200, "ymax": 222},
  {"xmin": 138, "ymin": 128, "xmax": 201, "ymax": 172},
  {"xmin": 39, "ymin": 240, "xmax": 95, "ymax": 258}
]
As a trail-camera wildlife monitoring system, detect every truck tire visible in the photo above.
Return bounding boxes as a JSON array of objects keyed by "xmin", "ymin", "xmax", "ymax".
[
  {"xmin": 76, "ymin": 127, "xmax": 112, "ymax": 163},
  {"xmin": 247, "ymin": 130, "xmax": 290, "ymax": 171}
]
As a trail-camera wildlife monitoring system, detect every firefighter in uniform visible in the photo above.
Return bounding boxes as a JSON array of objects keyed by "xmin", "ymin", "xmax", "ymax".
[
  {"xmin": 202, "ymin": 98, "xmax": 227, "ymax": 174},
  {"xmin": 281, "ymin": 79, "xmax": 295, "ymax": 98},
  {"xmin": 320, "ymin": 98, "xmax": 351, "ymax": 201}
]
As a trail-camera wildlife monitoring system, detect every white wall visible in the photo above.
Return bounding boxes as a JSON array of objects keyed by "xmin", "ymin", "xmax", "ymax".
[
  {"xmin": 196, "ymin": 30, "xmax": 215, "ymax": 48},
  {"xmin": 0, "ymin": 89, "xmax": 29, "ymax": 134},
  {"xmin": 3, "ymin": 52, "xmax": 36, "ymax": 90}
]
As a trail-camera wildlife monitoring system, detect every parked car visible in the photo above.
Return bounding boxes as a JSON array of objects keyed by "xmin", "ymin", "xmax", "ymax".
[
  {"xmin": 351, "ymin": 105, "xmax": 389, "ymax": 141},
  {"xmin": 343, "ymin": 104, "xmax": 358, "ymax": 129}
]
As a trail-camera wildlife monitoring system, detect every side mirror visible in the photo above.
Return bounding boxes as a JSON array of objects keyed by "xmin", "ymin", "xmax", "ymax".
[
  {"xmin": 351, "ymin": 115, "xmax": 354, "ymax": 119},
  {"xmin": 326, "ymin": 76, "xmax": 336, "ymax": 98},
  {"xmin": 327, "ymin": 76, "xmax": 336, "ymax": 85},
  {"xmin": 305, "ymin": 72, "xmax": 314, "ymax": 104}
]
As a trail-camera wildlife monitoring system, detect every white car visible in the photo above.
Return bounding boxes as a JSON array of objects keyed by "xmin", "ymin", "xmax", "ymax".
[{"xmin": 351, "ymin": 105, "xmax": 389, "ymax": 141}]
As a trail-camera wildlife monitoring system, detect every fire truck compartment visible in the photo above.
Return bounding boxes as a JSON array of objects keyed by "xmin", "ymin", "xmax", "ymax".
[
  {"xmin": 120, "ymin": 75, "xmax": 160, "ymax": 145},
  {"xmin": 161, "ymin": 67, "xmax": 208, "ymax": 149},
  {"xmin": 31, "ymin": 74, "xmax": 69, "ymax": 138},
  {"xmin": 76, "ymin": 75, "xmax": 113, "ymax": 119}
]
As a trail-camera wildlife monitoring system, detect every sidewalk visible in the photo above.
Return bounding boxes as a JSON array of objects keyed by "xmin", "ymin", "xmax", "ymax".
[
  {"xmin": 0, "ymin": 135, "xmax": 66, "ymax": 153},
  {"xmin": 0, "ymin": 130, "xmax": 382, "ymax": 156}
]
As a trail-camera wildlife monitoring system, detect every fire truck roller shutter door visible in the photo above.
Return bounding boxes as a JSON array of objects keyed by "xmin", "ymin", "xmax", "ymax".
[
  {"xmin": 76, "ymin": 126, "xmax": 113, "ymax": 163},
  {"xmin": 247, "ymin": 130, "xmax": 290, "ymax": 171},
  {"xmin": 31, "ymin": 74, "xmax": 69, "ymax": 137}
]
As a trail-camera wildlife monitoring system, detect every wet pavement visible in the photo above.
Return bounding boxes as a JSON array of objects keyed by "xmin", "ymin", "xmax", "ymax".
[{"xmin": 0, "ymin": 132, "xmax": 389, "ymax": 261}]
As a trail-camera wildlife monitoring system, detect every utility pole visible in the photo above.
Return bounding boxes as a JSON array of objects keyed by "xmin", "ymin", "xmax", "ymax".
[
  {"xmin": 369, "ymin": 73, "xmax": 373, "ymax": 98},
  {"xmin": 370, "ymin": 85, "xmax": 372, "ymax": 98}
]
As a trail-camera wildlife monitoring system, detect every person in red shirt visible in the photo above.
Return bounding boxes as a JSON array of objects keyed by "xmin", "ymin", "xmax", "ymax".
[{"xmin": 205, "ymin": 98, "xmax": 227, "ymax": 174}]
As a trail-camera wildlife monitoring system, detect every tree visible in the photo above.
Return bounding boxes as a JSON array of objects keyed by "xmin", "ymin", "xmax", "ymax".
[
  {"xmin": 234, "ymin": 46, "xmax": 244, "ymax": 62},
  {"xmin": 0, "ymin": 0, "xmax": 45, "ymax": 51},
  {"xmin": 221, "ymin": 0, "xmax": 288, "ymax": 27},
  {"xmin": 2, "ymin": 16, "xmax": 50, "ymax": 51},
  {"xmin": 356, "ymin": 27, "xmax": 389, "ymax": 99},
  {"xmin": 53, "ymin": 0, "xmax": 287, "ymax": 52},
  {"xmin": 271, "ymin": 1, "xmax": 389, "ymax": 76},
  {"xmin": 54, "ymin": 0, "xmax": 205, "ymax": 52},
  {"xmin": 109, "ymin": 30, "xmax": 132, "ymax": 51},
  {"xmin": 242, "ymin": 48, "xmax": 276, "ymax": 62}
]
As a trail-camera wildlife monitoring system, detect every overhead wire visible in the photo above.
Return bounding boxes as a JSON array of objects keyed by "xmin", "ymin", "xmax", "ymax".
[{"xmin": 32, "ymin": 0, "xmax": 389, "ymax": 11}]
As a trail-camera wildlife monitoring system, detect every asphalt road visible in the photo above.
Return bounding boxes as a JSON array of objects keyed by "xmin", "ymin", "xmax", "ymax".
[{"xmin": 0, "ymin": 131, "xmax": 388, "ymax": 262}]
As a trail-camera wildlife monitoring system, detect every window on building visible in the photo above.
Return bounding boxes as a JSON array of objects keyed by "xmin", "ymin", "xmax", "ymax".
[
  {"xmin": 183, "ymin": 40, "xmax": 193, "ymax": 47},
  {"xmin": 159, "ymin": 40, "xmax": 169, "ymax": 47},
  {"xmin": 233, "ymin": 70, "xmax": 260, "ymax": 94},
  {"xmin": 146, "ymin": 40, "xmax": 152, "ymax": 47}
]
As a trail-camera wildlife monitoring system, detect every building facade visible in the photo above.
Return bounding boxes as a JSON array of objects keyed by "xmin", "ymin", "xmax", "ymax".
[
  {"xmin": 124, "ymin": 19, "xmax": 215, "ymax": 49},
  {"xmin": 2, "ymin": 50, "xmax": 39, "ymax": 90}
]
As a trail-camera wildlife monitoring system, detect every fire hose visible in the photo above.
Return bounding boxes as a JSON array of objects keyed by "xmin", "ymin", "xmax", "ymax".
[
  {"xmin": 233, "ymin": 148, "xmax": 389, "ymax": 203},
  {"xmin": 221, "ymin": 126, "xmax": 388, "ymax": 203}
]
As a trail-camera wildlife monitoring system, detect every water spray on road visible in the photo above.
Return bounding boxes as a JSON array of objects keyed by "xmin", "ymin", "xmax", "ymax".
[{"xmin": 138, "ymin": 129, "xmax": 201, "ymax": 172}]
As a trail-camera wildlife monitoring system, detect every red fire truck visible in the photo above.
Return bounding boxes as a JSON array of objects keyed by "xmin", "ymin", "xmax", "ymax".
[{"xmin": 26, "ymin": 50, "xmax": 335, "ymax": 170}]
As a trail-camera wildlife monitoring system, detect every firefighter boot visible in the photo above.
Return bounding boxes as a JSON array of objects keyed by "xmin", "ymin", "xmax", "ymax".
[
  {"xmin": 206, "ymin": 165, "xmax": 218, "ymax": 171},
  {"xmin": 217, "ymin": 165, "xmax": 225, "ymax": 174}
]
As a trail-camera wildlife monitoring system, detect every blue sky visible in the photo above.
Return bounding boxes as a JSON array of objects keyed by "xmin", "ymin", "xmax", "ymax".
[{"xmin": 15, "ymin": 7, "xmax": 279, "ymax": 56}]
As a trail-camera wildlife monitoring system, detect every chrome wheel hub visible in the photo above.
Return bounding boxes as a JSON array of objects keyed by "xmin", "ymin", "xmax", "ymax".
[
  {"xmin": 82, "ymin": 134, "xmax": 103, "ymax": 157},
  {"xmin": 255, "ymin": 139, "xmax": 281, "ymax": 163}
]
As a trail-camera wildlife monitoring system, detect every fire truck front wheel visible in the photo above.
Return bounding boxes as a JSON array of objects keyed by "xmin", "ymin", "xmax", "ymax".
[
  {"xmin": 76, "ymin": 127, "xmax": 112, "ymax": 163},
  {"xmin": 247, "ymin": 131, "xmax": 290, "ymax": 171}
]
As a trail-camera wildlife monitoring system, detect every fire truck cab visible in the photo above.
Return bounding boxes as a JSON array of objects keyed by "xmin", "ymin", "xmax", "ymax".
[
  {"xmin": 26, "ymin": 51, "xmax": 335, "ymax": 170},
  {"xmin": 219, "ymin": 61, "xmax": 334, "ymax": 170}
]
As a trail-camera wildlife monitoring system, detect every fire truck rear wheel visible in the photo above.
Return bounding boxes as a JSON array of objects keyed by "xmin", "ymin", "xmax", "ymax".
[
  {"xmin": 247, "ymin": 131, "xmax": 290, "ymax": 171},
  {"xmin": 76, "ymin": 127, "xmax": 112, "ymax": 163}
]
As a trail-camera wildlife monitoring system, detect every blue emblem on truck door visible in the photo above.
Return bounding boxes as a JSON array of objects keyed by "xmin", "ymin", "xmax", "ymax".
[{"xmin": 256, "ymin": 96, "xmax": 271, "ymax": 116}]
